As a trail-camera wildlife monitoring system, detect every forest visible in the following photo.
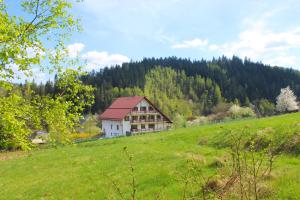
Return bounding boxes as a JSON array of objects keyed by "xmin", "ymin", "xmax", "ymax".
[{"xmin": 29, "ymin": 56, "xmax": 300, "ymax": 117}]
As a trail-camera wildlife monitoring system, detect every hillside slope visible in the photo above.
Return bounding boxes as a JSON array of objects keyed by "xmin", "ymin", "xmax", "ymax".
[
  {"xmin": 79, "ymin": 57, "xmax": 300, "ymax": 112},
  {"xmin": 1, "ymin": 113, "xmax": 300, "ymax": 199}
]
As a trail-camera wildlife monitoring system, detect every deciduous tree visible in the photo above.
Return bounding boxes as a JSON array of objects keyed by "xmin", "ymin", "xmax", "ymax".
[{"xmin": 276, "ymin": 86, "xmax": 299, "ymax": 113}]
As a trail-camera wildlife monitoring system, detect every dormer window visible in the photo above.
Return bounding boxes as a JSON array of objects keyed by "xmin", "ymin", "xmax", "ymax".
[
  {"xmin": 133, "ymin": 107, "xmax": 138, "ymax": 111},
  {"xmin": 141, "ymin": 106, "xmax": 147, "ymax": 112}
]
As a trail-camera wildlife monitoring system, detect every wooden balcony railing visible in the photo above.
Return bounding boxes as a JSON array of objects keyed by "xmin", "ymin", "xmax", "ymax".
[
  {"xmin": 131, "ymin": 110, "xmax": 157, "ymax": 114},
  {"xmin": 130, "ymin": 119, "xmax": 163, "ymax": 123}
]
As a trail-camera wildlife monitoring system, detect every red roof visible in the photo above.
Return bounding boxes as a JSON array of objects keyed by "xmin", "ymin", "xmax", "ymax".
[
  {"xmin": 99, "ymin": 96, "xmax": 172, "ymax": 123},
  {"xmin": 109, "ymin": 96, "xmax": 144, "ymax": 109}
]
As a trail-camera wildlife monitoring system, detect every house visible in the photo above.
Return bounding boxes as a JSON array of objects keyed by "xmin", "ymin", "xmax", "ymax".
[{"xmin": 99, "ymin": 96, "xmax": 172, "ymax": 138}]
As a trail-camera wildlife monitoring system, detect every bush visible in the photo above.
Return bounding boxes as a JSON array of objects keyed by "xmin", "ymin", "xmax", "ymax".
[
  {"xmin": 281, "ymin": 134, "xmax": 300, "ymax": 155},
  {"xmin": 78, "ymin": 114, "xmax": 101, "ymax": 134},
  {"xmin": 69, "ymin": 133, "xmax": 100, "ymax": 140},
  {"xmin": 228, "ymin": 105, "xmax": 256, "ymax": 119},
  {"xmin": 245, "ymin": 127, "xmax": 274, "ymax": 151},
  {"xmin": 173, "ymin": 114, "xmax": 187, "ymax": 128},
  {"xmin": 255, "ymin": 99, "xmax": 276, "ymax": 116},
  {"xmin": 211, "ymin": 102, "xmax": 232, "ymax": 114}
]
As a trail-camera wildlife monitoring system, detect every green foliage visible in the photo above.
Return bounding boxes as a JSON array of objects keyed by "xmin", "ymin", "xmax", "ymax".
[
  {"xmin": 173, "ymin": 114, "xmax": 187, "ymax": 128},
  {"xmin": 55, "ymin": 69, "xmax": 95, "ymax": 122},
  {"xmin": 79, "ymin": 57, "xmax": 300, "ymax": 114},
  {"xmin": 38, "ymin": 96, "xmax": 71, "ymax": 144},
  {"xmin": 78, "ymin": 114, "xmax": 101, "ymax": 134},
  {"xmin": 144, "ymin": 66, "xmax": 222, "ymax": 118},
  {"xmin": 0, "ymin": 1, "xmax": 95, "ymax": 150},
  {"xmin": 256, "ymin": 99, "xmax": 276, "ymax": 116},
  {"xmin": 211, "ymin": 102, "xmax": 232, "ymax": 114},
  {"xmin": 0, "ymin": 94, "xmax": 37, "ymax": 150},
  {"xmin": 0, "ymin": 71, "xmax": 94, "ymax": 150},
  {"xmin": 0, "ymin": 0, "xmax": 80, "ymax": 80},
  {"xmin": 228, "ymin": 104, "xmax": 256, "ymax": 119}
]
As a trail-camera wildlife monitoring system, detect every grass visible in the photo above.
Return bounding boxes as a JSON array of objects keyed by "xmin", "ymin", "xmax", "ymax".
[{"xmin": 1, "ymin": 113, "xmax": 300, "ymax": 199}]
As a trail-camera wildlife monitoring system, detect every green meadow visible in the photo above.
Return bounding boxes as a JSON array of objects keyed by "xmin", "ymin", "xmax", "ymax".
[{"xmin": 1, "ymin": 113, "xmax": 300, "ymax": 199}]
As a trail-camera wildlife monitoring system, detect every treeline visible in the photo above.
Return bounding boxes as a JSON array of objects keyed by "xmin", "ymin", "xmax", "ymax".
[{"xmin": 31, "ymin": 56, "xmax": 300, "ymax": 117}]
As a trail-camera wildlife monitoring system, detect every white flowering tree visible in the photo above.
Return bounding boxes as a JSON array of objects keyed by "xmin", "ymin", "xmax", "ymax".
[{"xmin": 276, "ymin": 86, "xmax": 299, "ymax": 113}]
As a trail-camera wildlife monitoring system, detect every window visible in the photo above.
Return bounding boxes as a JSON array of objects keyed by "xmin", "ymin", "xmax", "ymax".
[
  {"xmin": 111, "ymin": 124, "xmax": 113, "ymax": 129},
  {"xmin": 117, "ymin": 125, "xmax": 119, "ymax": 130},
  {"xmin": 141, "ymin": 106, "xmax": 147, "ymax": 111},
  {"xmin": 131, "ymin": 125, "xmax": 137, "ymax": 131},
  {"xmin": 149, "ymin": 106, "xmax": 154, "ymax": 111},
  {"xmin": 132, "ymin": 116, "xmax": 138, "ymax": 122},
  {"xmin": 141, "ymin": 124, "xmax": 145, "ymax": 129},
  {"xmin": 140, "ymin": 115, "xmax": 146, "ymax": 121},
  {"xmin": 133, "ymin": 106, "xmax": 138, "ymax": 111},
  {"xmin": 149, "ymin": 124, "xmax": 155, "ymax": 129},
  {"xmin": 157, "ymin": 115, "xmax": 161, "ymax": 120},
  {"xmin": 149, "ymin": 115, "xmax": 155, "ymax": 121}
]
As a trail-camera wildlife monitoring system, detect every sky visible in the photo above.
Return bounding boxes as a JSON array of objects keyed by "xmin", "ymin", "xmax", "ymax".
[{"xmin": 6, "ymin": 0, "xmax": 300, "ymax": 82}]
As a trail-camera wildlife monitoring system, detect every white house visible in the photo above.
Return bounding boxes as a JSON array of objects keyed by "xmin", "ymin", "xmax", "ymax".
[{"xmin": 99, "ymin": 96, "xmax": 172, "ymax": 138}]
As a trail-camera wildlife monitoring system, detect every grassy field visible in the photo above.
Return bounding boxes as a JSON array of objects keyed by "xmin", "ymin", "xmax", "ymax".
[{"xmin": 1, "ymin": 113, "xmax": 300, "ymax": 199}]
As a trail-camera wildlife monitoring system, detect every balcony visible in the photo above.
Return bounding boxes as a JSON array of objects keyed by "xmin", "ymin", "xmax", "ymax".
[
  {"xmin": 131, "ymin": 110, "xmax": 157, "ymax": 114},
  {"xmin": 130, "ymin": 119, "xmax": 163, "ymax": 123}
]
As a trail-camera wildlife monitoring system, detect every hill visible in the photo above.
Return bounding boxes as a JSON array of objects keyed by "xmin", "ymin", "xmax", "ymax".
[
  {"xmin": 80, "ymin": 56, "xmax": 300, "ymax": 113},
  {"xmin": 1, "ymin": 113, "xmax": 300, "ymax": 199},
  {"xmin": 32, "ymin": 56, "xmax": 300, "ymax": 114}
]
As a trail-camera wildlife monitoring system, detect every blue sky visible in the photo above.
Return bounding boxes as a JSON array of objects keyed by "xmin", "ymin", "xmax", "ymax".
[{"xmin": 6, "ymin": 0, "xmax": 300, "ymax": 81}]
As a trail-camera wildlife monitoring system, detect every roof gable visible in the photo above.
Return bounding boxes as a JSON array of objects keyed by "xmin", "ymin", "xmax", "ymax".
[{"xmin": 99, "ymin": 96, "xmax": 172, "ymax": 123}]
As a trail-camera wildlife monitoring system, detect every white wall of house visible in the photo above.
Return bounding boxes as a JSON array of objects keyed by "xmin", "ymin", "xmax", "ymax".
[
  {"xmin": 122, "ymin": 120, "xmax": 131, "ymax": 135},
  {"xmin": 102, "ymin": 120, "xmax": 123, "ymax": 138},
  {"xmin": 135, "ymin": 99, "xmax": 150, "ymax": 109}
]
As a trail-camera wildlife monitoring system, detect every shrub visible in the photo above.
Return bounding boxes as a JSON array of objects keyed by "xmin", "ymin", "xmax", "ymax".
[
  {"xmin": 228, "ymin": 105, "xmax": 256, "ymax": 119},
  {"xmin": 281, "ymin": 134, "xmax": 300, "ymax": 155},
  {"xmin": 173, "ymin": 114, "xmax": 187, "ymax": 128},
  {"xmin": 256, "ymin": 99, "xmax": 276, "ymax": 116},
  {"xmin": 211, "ymin": 102, "xmax": 232, "ymax": 114},
  {"xmin": 245, "ymin": 127, "xmax": 274, "ymax": 151},
  {"xmin": 77, "ymin": 114, "xmax": 101, "ymax": 134}
]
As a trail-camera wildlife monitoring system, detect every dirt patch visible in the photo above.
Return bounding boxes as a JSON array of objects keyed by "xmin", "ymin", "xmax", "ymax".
[{"xmin": 0, "ymin": 151, "xmax": 28, "ymax": 161}]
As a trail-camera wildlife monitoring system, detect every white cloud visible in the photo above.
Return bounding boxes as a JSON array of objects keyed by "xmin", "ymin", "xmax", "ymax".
[
  {"xmin": 209, "ymin": 44, "xmax": 219, "ymax": 51},
  {"xmin": 171, "ymin": 38, "xmax": 208, "ymax": 49},
  {"xmin": 82, "ymin": 51, "xmax": 130, "ymax": 70},
  {"xmin": 67, "ymin": 43, "xmax": 85, "ymax": 58},
  {"xmin": 213, "ymin": 26, "xmax": 300, "ymax": 59},
  {"xmin": 207, "ymin": 11, "xmax": 300, "ymax": 68},
  {"xmin": 266, "ymin": 55, "xmax": 297, "ymax": 67}
]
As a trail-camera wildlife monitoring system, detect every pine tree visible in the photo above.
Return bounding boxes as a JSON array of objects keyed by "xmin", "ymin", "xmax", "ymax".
[{"xmin": 276, "ymin": 86, "xmax": 299, "ymax": 112}]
